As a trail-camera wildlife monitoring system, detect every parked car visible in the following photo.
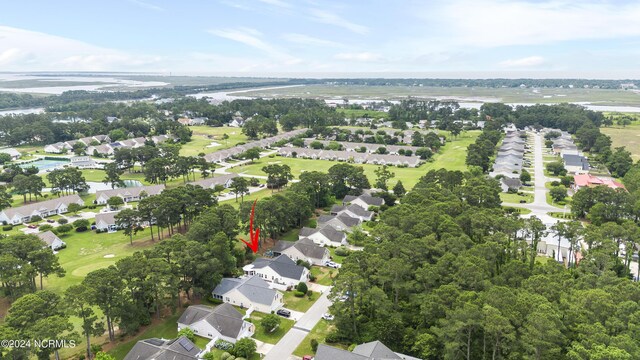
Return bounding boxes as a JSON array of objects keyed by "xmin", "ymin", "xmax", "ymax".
[
  {"xmin": 325, "ymin": 261, "xmax": 339, "ymax": 268},
  {"xmin": 303, "ymin": 356, "xmax": 314, "ymax": 360},
  {"xmin": 27, "ymin": 224, "xmax": 37, "ymax": 229},
  {"xmin": 276, "ymin": 309, "xmax": 291, "ymax": 318},
  {"xmin": 322, "ymin": 313, "xmax": 334, "ymax": 321},
  {"xmin": 46, "ymin": 219, "xmax": 55, "ymax": 223}
]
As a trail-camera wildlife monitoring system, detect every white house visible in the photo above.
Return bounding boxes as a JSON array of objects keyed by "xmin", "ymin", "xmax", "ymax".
[
  {"xmin": 36, "ymin": 231, "xmax": 66, "ymax": 251},
  {"xmin": 188, "ymin": 173, "xmax": 238, "ymax": 189},
  {"xmin": 298, "ymin": 226, "xmax": 348, "ymax": 247},
  {"xmin": 95, "ymin": 211, "xmax": 119, "ymax": 232},
  {"xmin": 317, "ymin": 213, "xmax": 361, "ymax": 232},
  {"xmin": 177, "ymin": 304, "xmax": 254, "ymax": 343},
  {"xmin": 44, "ymin": 142, "xmax": 68, "ymax": 154},
  {"xmin": 95, "ymin": 185, "xmax": 165, "ymax": 205},
  {"xmin": 87, "ymin": 144, "xmax": 115, "ymax": 157},
  {"xmin": 70, "ymin": 156, "xmax": 97, "ymax": 169},
  {"xmin": 243, "ymin": 255, "xmax": 309, "ymax": 288},
  {"xmin": 0, "ymin": 148, "xmax": 21, "ymax": 160},
  {"xmin": 0, "ymin": 195, "xmax": 84, "ymax": 225},
  {"xmin": 212, "ymin": 275, "xmax": 284, "ymax": 314},
  {"xmin": 272, "ymin": 238, "xmax": 330, "ymax": 266}
]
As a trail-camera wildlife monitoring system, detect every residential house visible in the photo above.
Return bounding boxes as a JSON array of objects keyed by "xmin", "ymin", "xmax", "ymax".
[
  {"xmin": 572, "ymin": 174, "xmax": 626, "ymax": 192},
  {"xmin": 191, "ymin": 117, "xmax": 207, "ymax": 125},
  {"xmin": 95, "ymin": 211, "xmax": 119, "ymax": 232},
  {"xmin": 317, "ymin": 213, "xmax": 361, "ymax": 232},
  {"xmin": 272, "ymin": 238, "xmax": 330, "ymax": 265},
  {"xmin": 299, "ymin": 226, "xmax": 348, "ymax": 246},
  {"xmin": 212, "ymin": 275, "xmax": 284, "ymax": 314},
  {"xmin": 93, "ymin": 134, "xmax": 111, "ymax": 143},
  {"xmin": 315, "ymin": 341, "xmax": 421, "ymax": 360},
  {"xmin": 229, "ymin": 117, "xmax": 245, "ymax": 127},
  {"xmin": 70, "ymin": 156, "xmax": 97, "ymax": 169},
  {"xmin": 189, "ymin": 173, "xmax": 238, "ymax": 189},
  {"xmin": 562, "ymin": 154, "xmax": 590, "ymax": 174},
  {"xmin": 44, "ymin": 142, "xmax": 68, "ymax": 154},
  {"xmin": 151, "ymin": 134, "xmax": 173, "ymax": 144},
  {"xmin": 243, "ymin": 255, "xmax": 309, "ymax": 288},
  {"xmin": 331, "ymin": 204, "xmax": 374, "ymax": 221},
  {"xmin": 0, "ymin": 148, "xmax": 21, "ymax": 160},
  {"xmin": 105, "ymin": 116, "xmax": 119, "ymax": 123},
  {"xmin": 177, "ymin": 117, "xmax": 192, "ymax": 126},
  {"xmin": 500, "ymin": 177, "xmax": 522, "ymax": 193},
  {"xmin": 36, "ymin": 231, "xmax": 66, "ymax": 251},
  {"xmin": 123, "ymin": 336, "xmax": 201, "ymax": 360},
  {"xmin": 95, "ymin": 185, "xmax": 165, "ymax": 205},
  {"xmin": 0, "ymin": 195, "xmax": 84, "ymax": 225},
  {"xmin": 342, "ymin": 194, "xmax": 384, "ymax": 209},
  {"xmin": 177, "ymin": 304, "xmax": 254, "ymax": 343},
  {"xmin": 87, "ymin": 144, "xmax": 115, "ymax": 157}
]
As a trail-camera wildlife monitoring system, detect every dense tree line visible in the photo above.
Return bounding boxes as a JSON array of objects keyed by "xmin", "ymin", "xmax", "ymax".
[
  {"xmin": 465, "ymin": 125, "xmax": 503, "ymax": 172},
  {"xmin": 328, "ymin": 169, "xmax": 640, "ymax": 359}
]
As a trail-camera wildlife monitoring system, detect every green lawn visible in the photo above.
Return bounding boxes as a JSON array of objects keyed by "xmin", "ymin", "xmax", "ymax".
[
  {"xmin": 311, "ymin": 266, "xmax": 336, "ymax": 286},
  {"xmin": 328, "ymin": 247, "xmax": 349, "ymax": 264},
  {"xmin": 283, "ymin": 290, "xmax": 320, "ymax": 312},
  {"xmin": 503, "ymin": 206, "xmax": 532, "ymax": 215},
  {"xmin": 336, "ymin": 108, "xmax": 388, "ymax": 119},
  {"xmin": 186, "ymin": 126, "xmax": 249, "ymax": 151},
  {"xmin": 500, "ymin": 192, "xmax": 533, "ymax": 204},
  {"xmin": 293, "ymin": 319, "xmax": 348, "ymax": 357},
  {"xmin": 601, "ymin": 123, "xmax": 640, "ymax": 162},
  {"xmin": 219, "ymin": 188, "xmax": 272, "ymax": 209},
  {"xmin": 108, "ymin": 311, "xmax": 210, "ymax": 359},
  {"xmin": 249, "ymin": 311, "xmax": 295, "ymax": 344},
  {"xmin": 227, "ymin": 131, "xmax": 479, "ymax": 190}
]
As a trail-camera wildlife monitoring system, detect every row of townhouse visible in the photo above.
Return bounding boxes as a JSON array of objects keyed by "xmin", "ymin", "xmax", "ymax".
[
  {"xmin": 302, "ymin": 138, "xmax": 423, "ymax": 156},
  {"xmin": 0, "ymin": 194, "xmax": 84, "ymax": 225},
  {"xmin": 44, "ymin": 134, "xmax": 111, "ymax": 154},
  {"xmin": 490, "ymin": 130, "xmax": 528, "ymax": 191},
  {"xmin": 203, "ymin": 128, "xmax": 308, "ymax": 163},
  {"xmin": 44, "ymin": 134, "xmax": 173, "ymax": 157},
  {"xmin": 278, "ymin": 147, "xmax": 422, "ymax": 167},
  {"xmin": 544, "ymin": 129, "xmax": 590, "ymax": 174}
]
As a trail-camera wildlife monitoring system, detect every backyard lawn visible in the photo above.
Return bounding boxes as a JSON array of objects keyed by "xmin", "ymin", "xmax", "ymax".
[
  {"xmin": 328, "ymin": 246, "xmax": 349, "ymax": 264},
  {"xmin": 249, "ymin": 311, "xmax": 295, "ymax": 344}
]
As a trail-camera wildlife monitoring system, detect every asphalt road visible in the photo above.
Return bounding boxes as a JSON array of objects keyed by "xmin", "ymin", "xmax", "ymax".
[{"xmin": 263, "ymin": 289, "xmax": 332, "ymax": 360}]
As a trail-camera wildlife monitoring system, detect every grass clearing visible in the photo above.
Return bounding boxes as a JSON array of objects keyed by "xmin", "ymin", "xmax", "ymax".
[
  {"xmin": 601, "ymin": 123, "xmax": 640, "ymax": 161},
  {"xmin": 336, "ymin": 108, "xmax": 388, "ymax": 119},
  {"xmin": 328, "ymin": 247, "xmax": 349, "ymax": 264}
]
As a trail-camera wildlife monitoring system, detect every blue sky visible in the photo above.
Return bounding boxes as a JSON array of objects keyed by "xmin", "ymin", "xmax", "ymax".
[{"xmin": 2, "ymin": 0, "xmax": 640, "ymax": 77}]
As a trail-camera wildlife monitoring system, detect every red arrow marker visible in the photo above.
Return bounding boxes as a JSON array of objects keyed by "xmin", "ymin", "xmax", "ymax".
[{"xmin": 240, "ymin": 199, "xmax": 260, "ymax": 253}]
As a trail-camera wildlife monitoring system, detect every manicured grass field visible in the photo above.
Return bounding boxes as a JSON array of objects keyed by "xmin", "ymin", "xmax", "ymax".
[
  {"xmin": 227, "ymin": 131, "xmax": 480, "ymax": 190},
  {"xmin": 336, "ymin": 108, "xmax": 388, "ymax": 119},
  {"xmin": 249, "ymin": 311, "xmax": 295, "ymax": 344},
  {"xmin": 42, "ymin": 226, "xmax": 156, "ymax": 294},
  {"xmin": 601, "ymin": 123, "xmax": 640, "ymax": 161},
  {"xmin": 283, "ymin": 289, "xmax": 320, "ymax": 312}
]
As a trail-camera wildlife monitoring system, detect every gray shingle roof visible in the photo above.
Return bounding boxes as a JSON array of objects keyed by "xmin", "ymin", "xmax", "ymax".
[
  {"xmin": 343, "ymin": 194, "xmax": 384, "ymax": 207},
  {"xmin": 95, "ymin": 211, "xmax": 118, "ymax": 225},
  {"xmin": 315, "ymin": 344, "xmax": 368, "ymax": 360},
  {"xmin": 251, "ymin": 255, "xmax": 305, "ymax": 280},
  {"xmin": 272, "ymin": 240, "xmax": 296, "ymax": 253},
  {"xmin": 124, "ymin": 336, "xmax": 200, "ymax": 360},
  {"xmin": 36, "ymin": 231, "xmax": 63, "ymax": 247},
  {"xmin": 353, "ymin": 341, "xmax": 402, "ymax": 359},
  {"xmin": 1, "ymin": 194, "xmax": 83, "ymax": 219},
  {"xmin": 318, "ymin": 214, "xmax": 361, "ymax": 229},
  {"xmin": 562, "ymin": 154, "xmax": 589, "ymax": 170},
  {"xmin": 213, "ymin": 275, "xmax": 278, "ymax": 306},
  {"xmin": 96, "ymin": 185, "xmax": 165, "ymax": 200},
  {"xmin": 189, "ymin": 174, "xmax": 238, "ymax": 188},
  {"xmin": 177, "ymin": 304, "xmax": 245, "ymax": 339}
]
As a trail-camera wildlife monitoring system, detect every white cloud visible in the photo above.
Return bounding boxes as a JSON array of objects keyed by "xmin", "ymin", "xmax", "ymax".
[
  {"xmin": 128, "ymin": 0, "xmax": 165, "ymax": 12},
  {"xmin": 208, "ymin": 27, "xmax": 301, "ymax": 64},
  {"xmin": 309, "ymin": 9, "xmax": 369, "ymax": 35},
  {"xmin": 257, "ymin": 0, "xmax": 291, "ymax": 8},
  {"xmin": 334, "ymin": 52, "xmax": 382, "ymax": 62},
  {"xmin": 282, "ymin": 33, "xmax": 343, "ymax": 47},
  {"xmin": 499, "ymin": 56, "xmax": 546, "ymax": 68},
  {"xmin": 433, "ymin": 0, "xmax": 640, "ymax": 48},
  {"xmin": 0, "ymin": 26, "xmax": 163, "ymax": 71}
]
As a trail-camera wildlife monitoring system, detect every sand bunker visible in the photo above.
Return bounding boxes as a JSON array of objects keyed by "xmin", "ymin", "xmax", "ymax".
[{"xmin": 103, "ymin": 254, "xmax": 115, "ymax": 258}]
